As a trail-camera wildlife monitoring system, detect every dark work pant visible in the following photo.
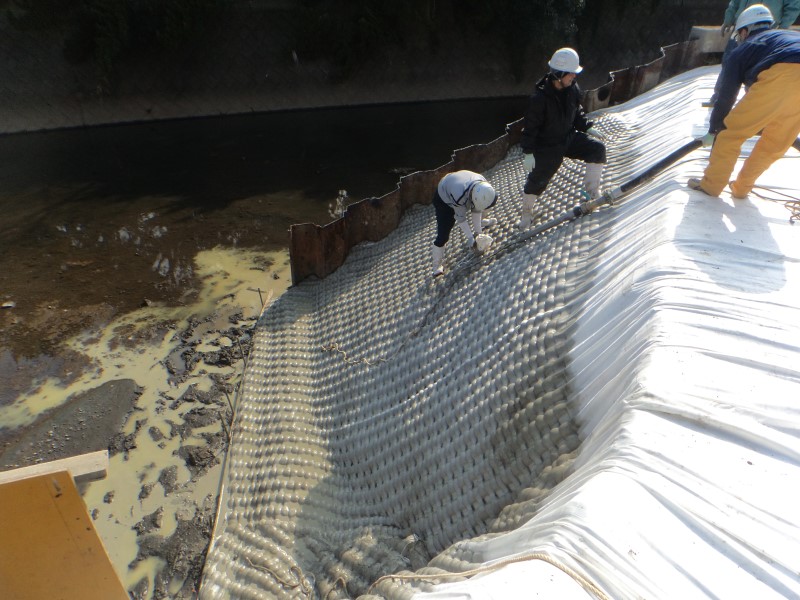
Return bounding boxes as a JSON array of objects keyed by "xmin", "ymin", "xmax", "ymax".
[
  {"xmin": 432, "ymin": 191, "xmax": 456, "ymax": 247},
  {"xmin": 523, "ymin": 131, "xmax": 606, "ymax": 195}
]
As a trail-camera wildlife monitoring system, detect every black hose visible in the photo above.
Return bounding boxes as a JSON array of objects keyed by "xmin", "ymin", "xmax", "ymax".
[
  {"xmin": 488, "ymin": 138, "xmax": 706, "ymax": 259},
  {"xmin": 620, "ymin": 139, "xmax": 702, "ymax": 194}
]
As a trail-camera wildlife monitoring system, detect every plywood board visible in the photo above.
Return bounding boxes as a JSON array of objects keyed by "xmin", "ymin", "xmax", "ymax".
[{"xmin": 0, "ymin": 470, "xmax": 127, "ymax": 600}]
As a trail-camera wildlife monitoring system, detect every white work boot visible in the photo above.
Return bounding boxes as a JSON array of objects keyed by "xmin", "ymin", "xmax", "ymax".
[
  {"xmin": 517, "ymin": 194, "xmax": 539, "ymax": 230},
  {"xmin": 583, "ymin": 163, "xmax": 604, "ymax": 199},
  {"xmin": 431, "ymin": 244, "xmax": 444, "ymax": 277},
  {"xmin": 481, "ymin": 217, "xmax": 497, "ymax": 228}
]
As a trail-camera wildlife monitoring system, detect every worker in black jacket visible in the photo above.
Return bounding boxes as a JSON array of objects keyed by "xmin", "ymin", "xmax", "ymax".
[{"xmin": 519, "ymin": 48, "xmax": 607, "ymax": 229}]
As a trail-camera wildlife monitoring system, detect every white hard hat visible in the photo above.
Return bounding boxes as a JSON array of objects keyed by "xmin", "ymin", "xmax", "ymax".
[
  {"xmin": 735, "ymin": 4, "xmax": 774, "ymax": 31},
  {"xmin": 471, "ymin": 181, "xmax": 497, "ymax": 212},
  {"xmin": 548, "ymin": 48, "xmax": 583, "ymax": 74}
]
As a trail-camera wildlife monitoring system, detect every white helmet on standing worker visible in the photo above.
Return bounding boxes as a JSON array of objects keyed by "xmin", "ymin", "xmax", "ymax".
[
  {"xmin": 471, "ymin": 181, "xmax": 497, "ymax": 211},
  {"xmin": 548, "ymin": 48, "xmax": 583, "ymax": 74},
  {"xmin": 735, "ymin": 4, "xmax": 774, "ymax": 32}
]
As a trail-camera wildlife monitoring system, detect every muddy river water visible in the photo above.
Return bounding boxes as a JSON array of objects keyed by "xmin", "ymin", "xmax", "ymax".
[{"xmin": 0, "ymin": 97, "xmax": 526, "ymax": 597}]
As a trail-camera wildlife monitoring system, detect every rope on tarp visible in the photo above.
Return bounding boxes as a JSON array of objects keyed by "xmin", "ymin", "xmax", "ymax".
[
  {"xmin": 241, "ymin": 557, "xmax": 316, "ymax": 598},
  {"xmin": 320, "ymin": 342, "xmax": 388, "ymax": 366},
  {"xmin": 735, "ymin": 141, "xmax": 800, "ymax": 222},
  {"xmin": 751, "ymin": 184, "xmax": 800, "ymax": 223}
]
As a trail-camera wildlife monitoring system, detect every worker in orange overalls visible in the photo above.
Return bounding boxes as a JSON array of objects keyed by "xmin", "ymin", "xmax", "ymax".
[{"xmin": 689, "ymin": 4, "xmax": 800, "ymax": 198}]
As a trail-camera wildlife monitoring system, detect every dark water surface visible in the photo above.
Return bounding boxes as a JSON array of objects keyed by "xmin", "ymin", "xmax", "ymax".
[
  {"xmin": 0, "ymin": 97, "xmax": 527, "ymax": 356},
  {"xmin": 0, "ymin": 97, "xmax": 527, "ymax": 204}
]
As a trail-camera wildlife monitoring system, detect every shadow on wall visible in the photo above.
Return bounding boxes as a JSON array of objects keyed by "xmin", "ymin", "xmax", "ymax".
[{"xmin": 289, "ymin": 28, "xmax": 725, "ymax": 285}]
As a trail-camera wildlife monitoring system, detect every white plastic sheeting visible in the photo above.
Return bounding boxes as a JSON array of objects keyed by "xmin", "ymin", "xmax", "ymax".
[
  {"xmin": 410, "ymin": 69, "xmax": 800, "ymax": 599},
  {"xmin": 201, "ymin": 66, "xmax": 800, "ymax": 599}
]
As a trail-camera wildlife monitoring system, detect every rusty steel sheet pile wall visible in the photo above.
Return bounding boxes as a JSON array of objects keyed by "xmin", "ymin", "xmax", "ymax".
[
  {"xmin": 289, "ymin": 31, "xmax": 721, "ymax": 285},
  {"xmin": 584, "ymin": 39, "xmax": 708, "ymax": 112},
  {"xmin": 289, "ymin": 120, "xmax": 525, "ymax": 284}
]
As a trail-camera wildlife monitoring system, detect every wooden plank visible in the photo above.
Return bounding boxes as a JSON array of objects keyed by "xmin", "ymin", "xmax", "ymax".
[
  {"xmin": 0, "ymin": 470, "xmax": 128, "ymax": 600},
  {"xmin": 0, "ymin": 449, "xmax": 108, "ymax": 486}
]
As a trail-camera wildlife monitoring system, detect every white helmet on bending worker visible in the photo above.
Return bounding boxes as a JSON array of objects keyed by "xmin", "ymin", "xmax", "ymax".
[
  {"xmin": 734, "ymin": 4, "xmax": 774, "ymax": 40},
  {"xmin": 470, "ymin": 181, "xmax": 497, "ymax": 212}
]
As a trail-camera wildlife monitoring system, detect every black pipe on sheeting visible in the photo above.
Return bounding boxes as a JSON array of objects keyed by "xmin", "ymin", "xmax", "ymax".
[
  {"xmin": 619, "ymin": 139, "xmax": 702, "ymax": 194},
  {"xmin": 513, "ymin": 138, "xmax": 704, "ymax": 243}
]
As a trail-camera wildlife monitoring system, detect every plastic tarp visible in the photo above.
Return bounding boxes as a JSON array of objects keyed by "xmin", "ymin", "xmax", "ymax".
[{"xmin": 410, "ymin": 67, "xmax": 800, "ymax": 599}]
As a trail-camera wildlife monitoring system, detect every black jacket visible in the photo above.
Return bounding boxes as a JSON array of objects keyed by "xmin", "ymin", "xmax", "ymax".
[{"xmin": 520, "ymin": 75, "xmax": 592, "ymax": 156}]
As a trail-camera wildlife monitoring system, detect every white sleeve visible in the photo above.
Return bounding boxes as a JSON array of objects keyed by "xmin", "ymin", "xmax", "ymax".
[
  {"xmin": 471, "ymin": 212, "xmax": 483, "ymax": 236},
  {"xmin": 458, "ymin": 220, "xmax": 474, "ymax": 244}
]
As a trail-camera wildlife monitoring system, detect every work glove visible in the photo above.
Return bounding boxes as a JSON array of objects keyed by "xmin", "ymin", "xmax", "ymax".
[
  {"xmin": 475, "ymin": 234, "xmax": 492, "ymax": 254},
  {"xmin": 458, "ymin": 220, "xmax": 474, "ymax": 247},
  {"xmin": 701, "ymin": 132, "xmax": 715, "ymax": 147},
  {"xmin": 721, "ymin": 24, "xmax": 733, "ymax": 37},
  {"xmin": 586, "ymin": 127, "xmax": 605, "ymax": 141},
  {"xmin": 523, "ymin": 154, "xmax": 535, "ymax": 172}
]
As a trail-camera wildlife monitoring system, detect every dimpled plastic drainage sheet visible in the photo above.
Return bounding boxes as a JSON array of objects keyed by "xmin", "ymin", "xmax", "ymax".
[{"xmin": 201, "ymin": 66, "xmax": 800, "ymax": 599}]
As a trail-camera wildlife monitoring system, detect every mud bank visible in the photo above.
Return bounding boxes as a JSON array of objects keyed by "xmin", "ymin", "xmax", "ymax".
[
  {"xmin": 0, "ymin": 247, "xmax": 292, "ymax": 598},
  {"xmin": 0, "ymin": 379, "xmax": 142, "ymax": 469}
]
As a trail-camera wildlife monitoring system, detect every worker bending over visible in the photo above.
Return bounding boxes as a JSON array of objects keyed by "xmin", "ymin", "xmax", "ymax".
[
  {"xmin": 708, "ymin": 0, "xmax": 800, "ymax": 106},
  {"xmin": 519, "ymin": 47, "xmax": 607, "ymax": 229},
  {"xmin": 690, "ymin": 4, "xmax": 800, "ymax": 197},
  {"xmin": 431, "ymin": 170, "xmax": 497, "ymax": 277}
]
